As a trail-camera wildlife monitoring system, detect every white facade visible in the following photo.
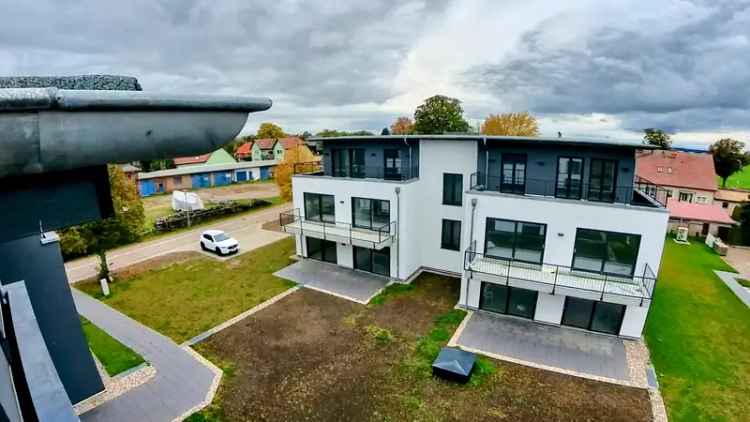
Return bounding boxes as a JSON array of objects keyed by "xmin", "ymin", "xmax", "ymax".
[{"xmin": 287, "ymin": 138, "xmax": 669, "ymax": 338}]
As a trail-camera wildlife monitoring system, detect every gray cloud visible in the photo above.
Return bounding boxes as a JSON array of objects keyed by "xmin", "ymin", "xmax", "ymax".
[{"xmin": 466, "ymin": 1, "xmax": 750, "ymax": 133}]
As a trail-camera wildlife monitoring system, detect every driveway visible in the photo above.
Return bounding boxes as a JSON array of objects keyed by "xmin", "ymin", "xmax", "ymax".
[
  {"xmin": 723, "ymin": 246, "xmax": 750, "ymax": 277},
  {"xmin": 65, "ymin": 203, "xmax": 290, "ymax": 283},
  {"xmin": 274, "ymin": 259, "xmax": 390, "ymax": 304},
  {"xmin": 455, "ymin": 311, "xmax": 630, "ymax": 382}
]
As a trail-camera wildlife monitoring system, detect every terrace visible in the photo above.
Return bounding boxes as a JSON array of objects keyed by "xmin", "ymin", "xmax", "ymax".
[{"xmin": 280, "ymin": 208, "xmax": 396, "ymax": 250}]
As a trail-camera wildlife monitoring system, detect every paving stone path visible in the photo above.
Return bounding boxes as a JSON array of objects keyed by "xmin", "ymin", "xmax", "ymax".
[{"xmin": 73, "ymin": 290, "xmax": 220, "ymax": 422}]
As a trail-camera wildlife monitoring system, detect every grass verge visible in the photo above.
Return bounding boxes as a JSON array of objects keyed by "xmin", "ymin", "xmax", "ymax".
[
  {"xmin": 80, "ymin": 316, "xmax": 145, "ymax": 377},
  {"xmin": 644, "ymin": 240, "xmax": 750, "ymax": 421},
  {"xmin": 76, "ymin": 237, "xmax": 296, "ymax": 344}
]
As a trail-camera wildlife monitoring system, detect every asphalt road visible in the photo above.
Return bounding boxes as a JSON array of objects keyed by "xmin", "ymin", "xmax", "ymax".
[{"xmin": 65, "ymin": 203, "xmax": 291, "ymax": 283}]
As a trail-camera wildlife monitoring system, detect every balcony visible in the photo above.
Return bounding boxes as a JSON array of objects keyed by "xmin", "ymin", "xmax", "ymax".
[
  {"xmin": 279, "ymin": 209, "xmax": 396, "ymax": 250},
  {"xmin": 464, "ymin": 249, "xmax": 656, "ymax": 305},
  {"xmin": 469, "ymin": 172, "xmax": 667, "ymax": 208},
  {"xmin": 293, "ymin": 162, "xmax": 417, "ymax": 181}
]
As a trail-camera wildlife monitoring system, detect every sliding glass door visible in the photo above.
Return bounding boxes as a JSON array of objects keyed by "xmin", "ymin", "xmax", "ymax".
[
  {"xmin": 352, "ymin": 198, "xmax": 390, "ymax": 230},
  {"xmin": 572, "ymin": 229, "xmax": 641, "ymax": 276},
  {"xmin": 501, "ymin": 153, "xmax": 526, "ymax": 194},
  {"xmin": 331, "ymin": 148, "xmax": 365, "ymax": 178},
  {"xmin": 588, "ymin": 159, "xmax": 617, "ymax": 202},
  {"xmin": 556, "ymin": 157, "xmax": 584, "ymax": 199},
  {"xmin": 353, "ymin": 246, "xmax": 390, "ymax": 276},
  {"xmin": 306, "ymin": 237, "xmax": 337, "ymax": 264},
  {"xmin": 561, "ymin": 297, "xmax": 625, "ymax": 335},
  {"xmin": 304, "ymin": 193, "xmax": 335, "ymax": 223},
  {"xmin": 479, "ymin": 282, "xmax": 537, "ymax": 319}
]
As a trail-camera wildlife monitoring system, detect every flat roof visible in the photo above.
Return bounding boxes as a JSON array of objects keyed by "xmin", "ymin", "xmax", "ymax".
[
  {"xmin": 138, "ymin": 159, "xmax": 278, "ymax": 179},
  {"xmin": 309, "ymin": 134, "xmax": 655, "ymax": 149}
]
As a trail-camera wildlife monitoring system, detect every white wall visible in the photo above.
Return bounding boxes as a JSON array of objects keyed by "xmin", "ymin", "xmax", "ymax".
[
  {"xmin": 535, "ymin": 294, "xmax": 565, "ymax": 324},
  {"xmin": 620, "ymin": 303, "xmax": 650, "ymax": 338}
]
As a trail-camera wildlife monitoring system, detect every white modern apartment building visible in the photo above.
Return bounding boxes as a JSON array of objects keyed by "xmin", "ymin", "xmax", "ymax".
[{"xmin": 281, "ymin": 135, "xmax": 669, "ymax": 338}]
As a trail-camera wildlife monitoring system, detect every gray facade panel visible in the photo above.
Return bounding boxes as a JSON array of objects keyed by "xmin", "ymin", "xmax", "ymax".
[{"xmin": 321, "ymin": 139, "xmax": 419, "ymax": 179}]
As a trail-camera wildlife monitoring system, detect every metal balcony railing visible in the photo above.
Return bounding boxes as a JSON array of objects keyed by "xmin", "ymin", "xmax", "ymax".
[
  {"xmin": 469, "ymin": 172, "xmax": 668, "ymax": 207},
  {"xmin": 464, "ymin": 248, "xmax": 656, "ymax": 304},
  {"xmin": 293, "ymin": 162, "xmax": 418, "ymax": 181},
  {"xmin": 279, "ymin": 209, "xmax": 396, "ymax": 248}
]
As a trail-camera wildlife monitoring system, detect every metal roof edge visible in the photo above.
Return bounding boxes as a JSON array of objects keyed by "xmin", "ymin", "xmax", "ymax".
[{"xmin": 309, "ymin": 134, "xmax": 654, "ymax": 149}]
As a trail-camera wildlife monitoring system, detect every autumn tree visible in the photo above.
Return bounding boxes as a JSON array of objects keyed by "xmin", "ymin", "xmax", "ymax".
[
  {"xmin": 390, "ymin": 116, "xmax": 415, "ymax": 135},
  {"xmin": 710, "ymin": 138, "xmax": 748, "ymax": 187},
  {"xmin": 643, "ymin": 128, "xmax": 671, "ymax": 149},
  {"xmin": 275, "ymin": 145, "xmax": 317, "ymax": 201},
  {"xmin": 413, "ymin": 95, "xmax": 470, "ymax": 134},
  {"xmin": 481, "ymin": 112, "xmax": 539, "ymax": 136},
  {"xmin": 257, "ymin": 122, "xmax": 285, "ymax": 139}
]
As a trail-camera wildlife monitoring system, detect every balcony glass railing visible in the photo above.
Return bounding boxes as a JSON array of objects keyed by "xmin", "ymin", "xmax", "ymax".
[
  {"xmin": 279, "ymin": 209, "xmax": 396, "ymax": 248},
  {"xmin": 469, "ymin": 172, "xmax": 668, "ymax": 207},
  {"xmin": 464, "ymin": 248, "xmax": 656, "ymax": 303},
  {"xmin": 293, "ymin": 162, "xmax": 417, "ymax": 181}
]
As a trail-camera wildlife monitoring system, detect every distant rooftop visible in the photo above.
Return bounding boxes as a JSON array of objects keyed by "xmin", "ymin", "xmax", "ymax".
[{"xmin": 309, "ymin": 134, "xmax": 655, "ymax": 149}]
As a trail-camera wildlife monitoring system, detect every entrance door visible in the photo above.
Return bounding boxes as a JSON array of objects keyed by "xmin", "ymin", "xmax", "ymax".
[
  {"xmin": 479, "ymin": 283, "xmax": 538, "ymax": 319},
  {"xmin": 561, "ymin": 297, "xmax": 626, "ymax": 335},
  {"xmin": 306, "ymin": 237, "xmax": 337, "ymax": 264}
]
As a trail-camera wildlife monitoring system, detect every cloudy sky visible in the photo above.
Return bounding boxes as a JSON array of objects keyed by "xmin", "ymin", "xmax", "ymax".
[{"xmin": 2, "ymin": 0, "xmax": 749, "ymax": 149}]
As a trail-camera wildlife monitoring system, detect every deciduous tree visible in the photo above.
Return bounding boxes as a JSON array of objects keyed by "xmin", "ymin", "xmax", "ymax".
[
  {"xmin": 257, "ymin": 122, "xmax": 285, "ymax": 139},
  {"xmin": 413, "ymin": 95, "xmax": 470, "ymax": 134},
  {"xmin": 643, "ymin": 128, "xmax": 671, "ymax": 149},
  {"xmin": 481, "ymin": 112, "xmax": 539, "ymax": 136},
  {"xmin": 710, "ymin": 138, "xmax": 747, "ymax": 187},
  {"xmin": 390, "ymin": 116, "xmax": 414, "ymax": 135},
  {"xmin": 275, "ymin": 145, "xmax": 317, "ymax": 201}
]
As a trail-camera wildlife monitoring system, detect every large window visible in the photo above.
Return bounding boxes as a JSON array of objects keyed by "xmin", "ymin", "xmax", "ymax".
[
  {"xmin": 332, "ymin": 148, "xmax": 365, "ymax": 178},
  {"xmin": 443, "ymin": 173, "xmax": 463, "ymax": 206},
  {"xmin": 306, "ymin": 237, "xmax": 337, "ymax": 264},
  {"xmin": 561, "ymin": 297, "xmax": 625, "ymax": 335},
  {"xmin": 304, "ymin": 193, "xmax": 335, "ymax": 223},
  {"xmin": 441, "ymin": 219, "xmax": 461, "ymax": 251},
  {"xmin": 352, "ymin": 198, "xmax": 390, "ymax": 230},
  {"xmin": 384, "ymin": 149, "xmax": 402, "ymax": 180},
  {"xmin": 479, "ymin": 283, "xmax": 537, "ymax": 319},
  {"xmin": 572, "ymin": 229, "xmax": 641, "ymax": 276},
  {"xmin": 484, "ymin": 218, "xmax": 546, "ymax": 264},
  {"xmin": 354, "ymin": 246, "xmax": 390, "ymax": 276},
  {"xmin": 501, "ymin": 153, "xmax": 526, "ymax": 194},
  {"xmin": 556, "ymin": 157, "xmax": 584, "ymax": 199},
  {"xmin": 588, "ymin": 159, "xmax": 617, "ymax": 202}
]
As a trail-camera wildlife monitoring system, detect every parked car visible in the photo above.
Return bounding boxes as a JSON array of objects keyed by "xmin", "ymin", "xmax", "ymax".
[{"xmin": 200, "ymin": 229, "xmax": 239, "ymax": 256}]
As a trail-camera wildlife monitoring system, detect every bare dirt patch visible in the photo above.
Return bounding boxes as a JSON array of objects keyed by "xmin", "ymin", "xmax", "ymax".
[{"xmin": 194, "ymin": 274, "xmax": 652, "ymax": 421}]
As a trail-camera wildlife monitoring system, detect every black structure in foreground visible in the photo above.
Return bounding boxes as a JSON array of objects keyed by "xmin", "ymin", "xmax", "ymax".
[
  {"xmin": 432, "ymin": 347, "xmax": 477, "ymax": 384},
  {"xmin": 0, "ymin": 75, "xmax": 271, "ymax": 421}
]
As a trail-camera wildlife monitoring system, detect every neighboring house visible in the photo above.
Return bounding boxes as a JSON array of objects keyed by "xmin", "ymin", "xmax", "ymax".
[
  {"xmin": 137, "ymin": 159, "xmax": 278, "ymax": 196},
  {"xmin": 120, "ymin": 163, "xmax": 140, "ymax": 183},
  {"xmin": 274, "ymin": 137, "xmax": 305, "ymax": 161},
  {"xmin": 281, "ymin": 135, "xmax": 670, "ymax": 338},
  {"xmin": 715, "ymin": 188, "xmax": 750, "ymax": 216},
  {"xmin": 252, "ymin": 138, "xmax": 277, "ymax": 161},
  {"xmin": 635, "ymin": 150, "xmax": 717, "ymax": 204},
  {"xmin": 234, "ymin": 141, "xmax": 254, "ymax": 161},
  {"xmin": 667, "ymin": 200, "xmax": 737, "ymax": 238},
  {"xmin": 174, "ymin": 148, "xmax": 236, "ymax": 168}
]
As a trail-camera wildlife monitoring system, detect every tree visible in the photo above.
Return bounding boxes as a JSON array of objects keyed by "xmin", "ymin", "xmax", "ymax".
[
  {"xmin": 710, "ymin": 138, "xmax": 747, "ymax": 187},
  {"xmin": 274, "ymin": 145, "xmax": 317, "ymax": 201},
  {"xmin": 256, "ymin": 122, "xmax": 285, "ymax": 139},
  {"xmin": 139, "ymin": 159, "xmax": 174, "ymax": 172},
  {"xmin": 381, "ymin": 127, "xmax": 390, "ymax": 135},
  {"xmin": 481, "ymin": 112, "xmax": 539, "ymax": 136},
  {"xmin": 413, "ymin": 95, "xmax": 470, "ymax": 134},
  {"xmin": 643, "ymin": 128, "xmax": 671, "ymax": 149},
  {"xmin": 390, "ymin": 116, "xmax": 414, "ymax": 135},
  {"xmin": 315, "ymin": 129, "xmax": 350, "ymax": 138}
]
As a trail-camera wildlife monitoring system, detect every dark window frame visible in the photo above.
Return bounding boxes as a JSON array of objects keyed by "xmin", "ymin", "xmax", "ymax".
[
  {"xmin": 587, "ymin": 158, "xmax": 618, "ymax": 203},
  {"xmin": 351, "ymin": 197, "xmax": 391, "ymax": 230},
  {"xmin": 353, "ymin": 246, "xmax": 391, "ymax": 276},
  {"xmin": 383, "ymin": 149, "xmax": 402, "ymax": 180},
  {"xmin": 331, "ymin": 148, "xmax": 365, "ymax": 178},
  {"xmin": 305, "ymin": 237, "xmax": 337, "ymax": 263},
  {"xmin": 500, "ymin": 153, "xmax": 527, "ymax": 194},
  {"xmin": 441, "ymin": 219, "xmax": 462, "ymax": 251},
  {"xmin": 479, "ymin": 282, "xmax": 538, "ymax": 319},
  {"xmin": 571, "ymin": 228, "xmax": 641, "ymax": 277},
  {"xmin": 484, "ymin": 217, "xmax": 547, "ymax": 265},
  {"xmin": 442, "ymin": 173, "xmax": 463, "ymax": 206},
  {"xmin": 561, "ymin": 297, "xmax": 625, "ymax": 335},
  {"xmin": 303, "ymin": 192, "xmax": 336, "ymax": 223},
  {"xmin": 555, "ymin": 156, "xmax": 584, "ymax": 200}
]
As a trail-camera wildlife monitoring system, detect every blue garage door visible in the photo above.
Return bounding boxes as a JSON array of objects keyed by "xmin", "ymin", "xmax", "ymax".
[
  {"xmin": 236, "ymin": 170, "xmax": 248, "ymax": 182},
  {"xmin": 192, "ymin": 173, "xmax": 211, "ymax": 188},
  {"xmin": 260, "ymin": 166, "xmax": 270, "ymax": 180},
  {"xmin": 139, "ymin": 180, "xmax": 156, "ymax": 197},
  {"xmin": 213, "ymin": 172, "xmax": 232, "ymax": 186}
]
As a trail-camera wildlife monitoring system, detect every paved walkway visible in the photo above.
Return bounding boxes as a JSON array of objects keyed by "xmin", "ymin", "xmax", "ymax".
[
  {"xmin": 722, "ymin": 246, "xmax": 750, "ymax": 277},
  {"xmin": 455, "ymin": 311, "xmax": 629, "ymax": 381},
  {"xmin": 65, "ymin": 203, "xmax": 290, "ymax": 283},
  {"xmin": 274, "ymin": 259, "xmax": 390, "ymax": 304},
  {"xmin": 715, "ymin": 270, "xmax": 750, "ymax": 308},
  {"xmin": 73, "ymin": 290, "xmax": 219, "ymax": 422}
]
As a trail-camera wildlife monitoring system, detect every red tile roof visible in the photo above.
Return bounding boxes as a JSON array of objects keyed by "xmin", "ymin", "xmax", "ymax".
[
  {"xmin": 667, "ymin": 200, "xmax": 736, "ymax": 224},
  {"xmin": 278, "ymin": 137, "xmax": 304, "ymax": 149},
  {"xmin": 234, "ymin": 142, "xmax": 253, "ymax": 156},
  {"xmin": 254, "ymin": 138, "xmax": 276, "ymax": 149},
  {"xmin": 173, "ymin": 153, "xmax": 210, "ymax": 165},
  {"xmin": 636, "ymin": 150, "xmax": 717, "ymax": 191}
]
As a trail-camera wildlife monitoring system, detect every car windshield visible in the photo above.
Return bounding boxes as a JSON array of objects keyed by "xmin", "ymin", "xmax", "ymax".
[{"xmin": 213, "ymin": 233, "xmax": 230, "ymax": 242}]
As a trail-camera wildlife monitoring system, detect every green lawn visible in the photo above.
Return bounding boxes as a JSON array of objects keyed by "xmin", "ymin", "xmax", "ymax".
[
  {"xmin": 76, "ymin": 238, "xmax": 296, "ymax": 343},
  {"xmin": 718, "ymin": 164, "xmax": 750, "ymax": 190},
  {"xmin": 80, "ymin": 316, "xmax": 145, "ymax": 376},
  {"xmin": 645, "ymin": 240, "xmax": 750, "ymax": 421}
]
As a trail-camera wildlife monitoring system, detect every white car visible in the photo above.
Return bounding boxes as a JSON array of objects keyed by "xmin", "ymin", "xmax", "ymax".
[{"xmin": 200, "ymin": 230, "xmax": 239, "ymax": 256}]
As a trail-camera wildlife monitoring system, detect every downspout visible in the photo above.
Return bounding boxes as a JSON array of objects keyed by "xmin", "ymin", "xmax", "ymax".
[{"xmin": 395, "ymin": 186, "xmax": 401, "ymax": 280}]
